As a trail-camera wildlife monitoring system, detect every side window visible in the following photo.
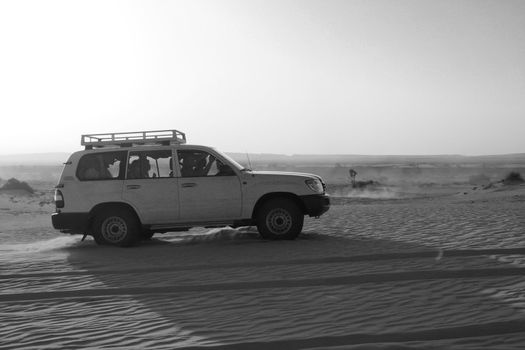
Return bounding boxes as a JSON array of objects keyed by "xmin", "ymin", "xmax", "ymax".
[
  {"xmin": 127, "ymin": 150, "xmax": 173, "ymax": 179},
  {"xmin": 177, "ymin": 150, "xmax": 235, "ymax": 177},
  {"xmin": 77, "ymin": 151, "xmax": 127, "ymax": 181}
]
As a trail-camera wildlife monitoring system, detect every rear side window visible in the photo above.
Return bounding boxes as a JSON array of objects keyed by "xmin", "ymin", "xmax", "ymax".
[{"xmin": 76, "ymin": 151, "xmax": 127, "ymax": 181}]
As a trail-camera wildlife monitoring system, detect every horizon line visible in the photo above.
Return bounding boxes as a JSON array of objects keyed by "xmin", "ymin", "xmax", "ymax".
[{"xmin": 0, "ymin": 151, "xmax": 525, "ymax": 158}]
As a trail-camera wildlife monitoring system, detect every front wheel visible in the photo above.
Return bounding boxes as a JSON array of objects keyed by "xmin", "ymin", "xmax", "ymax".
[
  {"xmin": 92, "ymin": 208, "xmax": 140, "ymax": 247},
  {"xmin": 256, "ymin": 198, "xmax": 304, "ymax": 240}
]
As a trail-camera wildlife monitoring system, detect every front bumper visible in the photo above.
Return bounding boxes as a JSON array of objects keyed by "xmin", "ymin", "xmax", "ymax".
[
  {"xmin": 51, "ymin": 212, "xmax": 90, "ymax": 234},
  {"xmin": 299, "ymin": 194, "xmax": 330, "ymax": 217}
]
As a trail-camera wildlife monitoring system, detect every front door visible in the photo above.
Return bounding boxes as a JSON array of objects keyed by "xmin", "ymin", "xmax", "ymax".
[
  {"xmin": 122, "ymin": 149, "xmax": 179, "ymax": 224},
  {"xmin": 176, "ymin": 149, "xmax": 242, "ymax": 222}
]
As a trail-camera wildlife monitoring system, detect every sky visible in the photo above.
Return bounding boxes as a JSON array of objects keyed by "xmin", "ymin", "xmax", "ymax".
[{"xmin": 1, "ymin": 0, "xmax": 524, "ymax": 156}]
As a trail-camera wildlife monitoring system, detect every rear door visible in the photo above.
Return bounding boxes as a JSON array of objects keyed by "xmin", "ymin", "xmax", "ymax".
[
  {"xmin": 122, "ymin": 148, "xmax": 179, "ymax": 224},
  {"xmin": 176, "ymin": 149, "xmax": 242, "ymax": 222}
]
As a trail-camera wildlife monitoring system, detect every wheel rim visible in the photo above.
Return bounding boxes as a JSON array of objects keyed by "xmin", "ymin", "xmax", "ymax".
[
  {"xmin": 266, "ymin": 208, "xmax": 293, "ymax": 235},
  {"xmin": 101, "ymin": 216, "xmax": 128, "ymax": 243}
]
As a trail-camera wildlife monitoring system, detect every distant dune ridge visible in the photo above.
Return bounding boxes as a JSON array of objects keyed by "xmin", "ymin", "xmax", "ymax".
[
  {"xmin": 228, "ymin": 152, "xmax": 525, "ymax": 167},
  {"xmin": 1, "ymin": 152, "xmax": 525, "ymax": 166}
]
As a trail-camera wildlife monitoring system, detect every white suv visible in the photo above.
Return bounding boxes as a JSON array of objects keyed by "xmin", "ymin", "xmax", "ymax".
[{"xmin": 52, "ymin": 130, "xmax": 330, "ymax": 246}]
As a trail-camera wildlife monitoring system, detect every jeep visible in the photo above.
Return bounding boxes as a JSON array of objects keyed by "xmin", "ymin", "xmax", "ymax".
[{"xmin": 52, "ymin": 130, "xmax": 330, "ymax": 246}]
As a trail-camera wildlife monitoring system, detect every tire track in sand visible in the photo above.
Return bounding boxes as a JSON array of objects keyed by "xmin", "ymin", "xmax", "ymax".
[
  {"xmin": 2, "ymin": 247, "xmax": 525, "ymax": 279},
  {"xmin": 1, "ymin": 266, "xmax": 525, "ymax": 302}
]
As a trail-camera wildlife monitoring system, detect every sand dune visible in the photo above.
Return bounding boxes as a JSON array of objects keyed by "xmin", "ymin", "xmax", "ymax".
[{"xmin": 1, "ymin": 186, "xmax": 525, "ymax": 349}]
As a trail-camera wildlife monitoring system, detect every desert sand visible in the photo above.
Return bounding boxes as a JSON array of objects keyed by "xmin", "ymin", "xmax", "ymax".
[{"xmin": 1, "ymin": 184, "xmax": 525, "ymax": 349}]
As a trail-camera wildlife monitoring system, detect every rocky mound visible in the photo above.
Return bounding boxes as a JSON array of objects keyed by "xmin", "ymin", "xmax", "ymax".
[{"xmin": 0, "ymin": 178, "xmax": 35, "ymax": 194}]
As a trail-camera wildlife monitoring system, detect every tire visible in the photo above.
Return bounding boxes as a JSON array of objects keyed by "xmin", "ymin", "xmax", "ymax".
[
  {"xmin": 256, "ymin": 198, "xmax": 304, "ymax": 240},
  {"xmin": 92, "ymin": 208, "xmax": 140, "ymax": 247}
]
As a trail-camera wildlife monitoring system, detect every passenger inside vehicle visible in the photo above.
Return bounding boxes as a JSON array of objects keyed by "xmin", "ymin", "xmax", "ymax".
[
  {"xmin": 127, "ymin": 160, "xmax": 141, "ymax": 179},
  {"xmin": 180, "ymin": 154, "xmax": 197, "ymax": 177},
  {"xmin": 128, "ymin": 158, "xmax": 151, "ymax": 179}
]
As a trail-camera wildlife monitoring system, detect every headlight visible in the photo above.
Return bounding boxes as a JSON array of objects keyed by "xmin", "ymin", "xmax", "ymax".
[{"xmin": 305, "ymin": 179, "xmax": 323, "ymax": 193}]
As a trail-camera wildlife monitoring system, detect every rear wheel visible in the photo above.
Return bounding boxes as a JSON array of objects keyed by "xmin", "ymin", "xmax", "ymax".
[
  {"xmin": 93, "ymin": 208, "xmax": 140, "ymax": 247},
  {"xmin": 256, "ymin": 198, "xmax": 304, "ymax": 240}
]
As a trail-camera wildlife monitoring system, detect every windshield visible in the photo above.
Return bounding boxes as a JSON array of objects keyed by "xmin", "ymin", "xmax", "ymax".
[{"xmin": 213, "ymin": 149, "xmax": 245, "ymax": 171}]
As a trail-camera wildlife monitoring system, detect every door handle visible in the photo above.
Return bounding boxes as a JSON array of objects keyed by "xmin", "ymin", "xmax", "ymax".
[
  {"xmin": 126, "ymin": 185, "xmax": 141, "ymax": 190},
  {"xmin": 181, "ymin": 183, "xmax": 197, "ymax": 188}
]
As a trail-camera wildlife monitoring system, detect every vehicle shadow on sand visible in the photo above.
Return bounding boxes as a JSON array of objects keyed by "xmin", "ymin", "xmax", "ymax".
[{"xmin": 59, "ymin": 228, "xmax": 525, "ymax": 349}]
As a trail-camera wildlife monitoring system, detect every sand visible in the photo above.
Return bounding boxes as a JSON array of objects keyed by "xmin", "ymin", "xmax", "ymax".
[{"xmin": 1, "ymin": 185, "xmax": 525, "ymax": 349}]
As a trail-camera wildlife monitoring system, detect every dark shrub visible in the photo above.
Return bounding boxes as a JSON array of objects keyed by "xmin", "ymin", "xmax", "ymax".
[
  {"xmin": 0, "ymin": 178, "xmax": 34, "ymax": 193},
  {"xmin": 353, "ymin": 180, "xmax": 380, "ymax": 189},
  {"xmin": 503, "ymin": 171, "xmax": 524, "ymax": 185}
]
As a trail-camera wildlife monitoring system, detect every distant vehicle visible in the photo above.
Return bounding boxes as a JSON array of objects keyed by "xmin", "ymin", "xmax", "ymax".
[{"xmin": 51, "ymin": 130, "xmax": 330, "ymax": 246}]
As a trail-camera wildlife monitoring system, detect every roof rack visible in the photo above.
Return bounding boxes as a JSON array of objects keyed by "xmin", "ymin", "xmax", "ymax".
[{"xmin": 81, "ymin": 129, "xmax": 186, "ymax": 149}]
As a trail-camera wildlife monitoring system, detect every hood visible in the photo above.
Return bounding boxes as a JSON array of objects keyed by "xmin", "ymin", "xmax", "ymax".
[{"xmin": 247, "ymin": 170, "xmax": 322, "ymax": 181}]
